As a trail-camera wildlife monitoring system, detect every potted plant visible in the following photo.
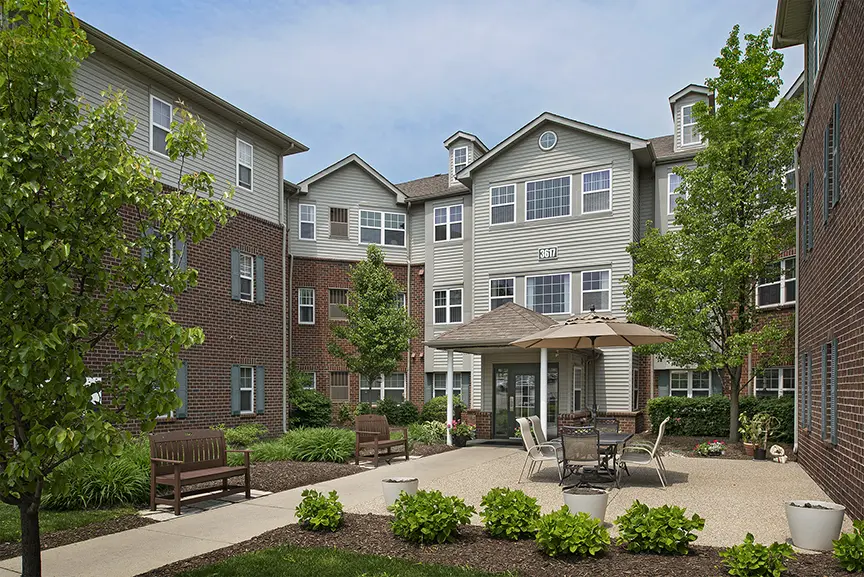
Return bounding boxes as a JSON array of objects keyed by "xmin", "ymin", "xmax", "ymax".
[
  {"xmin": 738, "ymin": 414, "xmax": 762, "ymax": 457},
  {"xmin": 381, "ymin": 477, "xmax": 419, "ymax": 507},
  {"xmin": 562, "ymin": 486, "xmax": 610, "ymax": 522},
  {"xmin": 694, "ymin": 440, "xmax": 726, "ymax": 457},
  {"xmin": 447, "ymin": 420, "xmax": 476, "ymax": 448},
  {"xmin": 752, "ymin": 413, "xmax": 779, "ymax": 461},
  {"xmin": 786, "ymin": 500, "xmax": 846, "ymax": 550}
]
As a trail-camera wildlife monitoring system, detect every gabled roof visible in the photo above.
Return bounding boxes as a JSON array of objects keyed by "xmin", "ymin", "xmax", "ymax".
[
  {"xmin": 783, "ymin": 71, "xmax": 805, "ymax": 101},
  {"xmin": 455, "ymin": 112, "xmax": 649, "ymax": 181},
  {"xmin": 426, "ymin": 302, "xmax": 558, "ymax": 350},
  {"xmin": 443, "ymin": 131, "xmax": 490, "ymax": 154},
  {"xmin": 773, "ymin": 0, "xmax": 811, "ymax": 48},
  {"xmin": 396, "ymin": 174, "xmax": 469, "ymax": 201},
  {"xmin": 79, "ymin": 21, "xmax": 307, "ymax": 155},
  {"xmin": 667, "ymin": 84, "xmax": 712, "ymax": 114},
  {"xmin": 296, "ymin": 154, "xmax": 406, "ymax": 203}
]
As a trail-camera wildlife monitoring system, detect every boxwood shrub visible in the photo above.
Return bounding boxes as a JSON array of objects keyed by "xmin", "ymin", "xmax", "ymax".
[
  {"xmin": 647, "ymin": 395, "xmax": 794, "ymax": 441},
  {"xmin": 289, "ymin": 389, "xmax": 332, "ymax": 428},
  {"xmin": 420, "ymin": 395, "xmax": 466, "ymax": 423}
]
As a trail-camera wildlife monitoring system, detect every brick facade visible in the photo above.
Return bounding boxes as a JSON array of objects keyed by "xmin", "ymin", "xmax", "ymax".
[
  {"xmin": 795, "ymin": 1, "xmax": 864, "ymax": 520},
  {"xmin": 87, "ymin": 210, "xmax": 287, "ymax": 434},
  {"xmin": 289, "ymin": 256, "xmax": 425, "ymax": 410}
]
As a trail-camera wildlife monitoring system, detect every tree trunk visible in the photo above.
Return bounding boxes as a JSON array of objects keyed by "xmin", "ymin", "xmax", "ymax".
[
  {"xmin": 19, "ymin": 497, "xmax": 41, "ymax": 577},
  {"xmin": 729, "ymin": 379, "xmax": 741, "ymax": 444}
]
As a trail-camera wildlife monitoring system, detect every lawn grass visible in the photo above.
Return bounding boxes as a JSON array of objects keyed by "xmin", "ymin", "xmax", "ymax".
[
  {"xmin": 178, "ymin": 546, "xmax": 511, "ymax": 577},
  {"xmin": 0, "ymin": 503, "xmax": 135, "ymax": 543}
]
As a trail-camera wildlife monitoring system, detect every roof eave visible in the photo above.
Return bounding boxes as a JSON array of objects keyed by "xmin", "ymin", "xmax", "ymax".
[
  {"xmin": 297, "ymin": 154, "xmax": 407, "ymax": 203},
  {"xmin": 773, "ymin": 0, "xmax": 811, "ymax": 49}
]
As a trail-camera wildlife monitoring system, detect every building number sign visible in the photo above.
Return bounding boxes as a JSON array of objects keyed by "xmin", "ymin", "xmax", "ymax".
[{"xmin": 538, "ymin": 246, "xmax": 558, "ymax": 261}]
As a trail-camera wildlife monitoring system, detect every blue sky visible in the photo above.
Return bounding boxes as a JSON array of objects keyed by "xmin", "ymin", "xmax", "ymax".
[{"xmin": 69, "ymin": 1, "xmax": 802, "ymax": 184}]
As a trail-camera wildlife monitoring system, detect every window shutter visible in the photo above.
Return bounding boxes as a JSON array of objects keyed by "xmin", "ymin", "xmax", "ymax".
[
  {"xmin": 657, "ymin": 371, "xmax": 670, "ymax": 397},
  {"xmin": 231, "ymin": 248, "xmax": 240, "ymax": 300},
  {"xmin": 823, "ymin": 125, "xmax": 829, "ymax": 224},
  {"xmin": 831, "ymin": 338, "xmax": 838, "ymax": 445},
  {"xmin": 464, "ymin": 373, "xmax": 471, "ymax": 408},
  {"xmin": 176, "ymin": 361, "xmax": 188, "ymax": 419},
  {"xmin": 175, "ymin": 237, "xmax": 187, "ymax": 271},
  {"xmin": 821, "ymin": 343, "xmax": 827, "ymax": 439},
  {"xmin": 800, "ymin": 354, "xmax": 807, "ymax": 428},
  {"xmin": 424, "ymin": 374, "xmax": 433, "ymax": 402},
  {"xmin": 255, "ymin": 255, "xmax": 265, "ymax": 304},
  {"xmin": 141, "ymin": 227, "xmax": 154, "ymax": 261},
  {"xmin": 230, "ymin": 365, "xmax": 241, "ymax": 415},
  {"xmin": 808, "ymin": 170, "xmax": 815, "ymax": 250},
  {"xmin": 833, "ymin": 99, "xmax": 841, "ymax": 206},
  {"xmin": 255, "ymin": 365, "xmax": 265, "ymax": 415},
  {"xmin": 806, "ymin": 352, "xmax": 812, "ymax": 428}
]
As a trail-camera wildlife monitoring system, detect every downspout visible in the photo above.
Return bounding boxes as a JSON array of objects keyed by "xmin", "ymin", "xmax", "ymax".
[
  {"xmin": 286, "ymin": 193, "xmax": 295, "ymax": 434},
  {"xmin": 406, "ymin": 200, "xmax": 412, "ymax": 403},
  {"xmin": 793, "ymin": 150, "xmax": 800, "ymax": 454},
  {"xmin": 280, "ymin": 155, "xmax": 288, "ymax": 434}
]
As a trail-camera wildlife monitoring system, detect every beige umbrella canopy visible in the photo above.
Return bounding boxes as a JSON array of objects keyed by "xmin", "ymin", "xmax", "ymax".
[{"xmin": 511, "ymin": 309, "xmax": 676, "ymax": 417}]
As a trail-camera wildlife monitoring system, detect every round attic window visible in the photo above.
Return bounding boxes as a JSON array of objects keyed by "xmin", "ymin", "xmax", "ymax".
[{"xmin": 539, "ymin": 130, "xmax": 558, "ymax": 151}]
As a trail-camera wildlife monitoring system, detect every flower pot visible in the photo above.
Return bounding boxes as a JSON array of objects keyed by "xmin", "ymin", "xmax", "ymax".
[
  {"xmin": 743, "ymin": 442, "xmax": 755, "ymax": 457},
  {"xmin": 382, "ymin": 477, "xmax": 419, "ymax": 507},
  {"xmin": 562, "ymin": 487, "xmax": 609, "ymax": 522},
  {"xmin": 754, "ymin": 447, "xmax": 767, "ymax": 460},
  {"xmin": 453, "ymin": 435, "xmax": 469, "ymax": 448},
  {"xmin": 786, "ymin": 500, "xmax": 846, "ymax": 551}
]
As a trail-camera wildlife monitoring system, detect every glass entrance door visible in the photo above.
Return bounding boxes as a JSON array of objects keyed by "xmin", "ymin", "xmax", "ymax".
[{"xmin": 492, "ymin": 363, "xmax": 558, "ymax": 438}]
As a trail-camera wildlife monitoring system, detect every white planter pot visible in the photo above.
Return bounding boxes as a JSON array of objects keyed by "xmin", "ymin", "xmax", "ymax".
[
  {"xmin": 562, "ymin": 487, "xmax": 609, "ymax": 522},
  {"xmin": 786, "ymin": 500, "xmax": 846, "ymax": 551},
  {"xmin": 382, "ymin": 477, "xmax": 419, "ymax": 507}
]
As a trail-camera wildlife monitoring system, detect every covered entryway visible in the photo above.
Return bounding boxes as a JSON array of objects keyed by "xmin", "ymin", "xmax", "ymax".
[{"xmin": 492, "ymin": 363, "xmax": 559, "ymax": 439}]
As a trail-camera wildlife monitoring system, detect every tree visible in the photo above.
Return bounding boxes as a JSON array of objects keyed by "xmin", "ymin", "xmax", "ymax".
[
  {"xmin": 0, "ymin": 3, "xmax": 231, "ymax": 575},
  {"xmin": 328, "ymin": 245, "xmax": 418, "ymax": 401},
  {"xmin": 623, "ymin": 26, "xmax": 803, "ymax": 443}
]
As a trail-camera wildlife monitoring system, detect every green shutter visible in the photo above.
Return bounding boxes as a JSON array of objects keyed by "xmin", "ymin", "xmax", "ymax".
[
  {"xmin": 176, "ymin": 361, "xmax": 188, "ymax": 418},
  {"xmin": 800, "ymin": 354, "xmax": 806, "ymax": 428},
  {"xmin": 657, "ymin": 371, "xmax": 670, "ymax": 397},
  {"xmin": 833, "ymin": 98, "xmax": 841, "ymax": 206},
  {"xmin": 231, "ymin": 248, "xmax": 241, "ymax": 300},
  {"xmin": 823, "ymin": 125, "xmax": 829, "ymax": 224},
  {"xmin": 255, "ymin": 365, "xmax": 265, "ymax": 415},
  {"xmin": 255, "ymin": 255, "xmax": 265, "ymax": 304},
  {"xmin": 230, "ymin": 365, "xmax": 241, "ymax": 415},
  {"xmin": 808, "ymin": 170, "xmax": 815, "ymax": 250},
  {"xmin": 821, "ymin": 343, "xmax": 827, "ymax": 440},
  {"xmin": 175, "ymin": 236, "xmax": 187, "ymax": 271},
  {"xmin": 831, "ymin": 338, "xmax": 838, "ymax": 445},
  {"xmin": 806, "ymin": 352, "xmax": 812, "ymax": 428}
]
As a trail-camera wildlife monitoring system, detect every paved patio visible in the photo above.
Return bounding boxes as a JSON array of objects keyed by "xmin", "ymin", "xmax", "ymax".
[{"xmin": 0, "ymin": 445, "xmax": 849, "ymax": 576}]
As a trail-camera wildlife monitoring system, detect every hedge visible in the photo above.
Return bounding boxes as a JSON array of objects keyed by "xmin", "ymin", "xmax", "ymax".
[{"xmin": 647, "ymin": 395, "xmax": 794, "ymax": 442}]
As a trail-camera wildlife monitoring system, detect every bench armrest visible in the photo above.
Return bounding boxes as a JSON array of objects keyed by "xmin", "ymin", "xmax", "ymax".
[
  {"xmin": 151, "ymin": 457, "xmax": 184, "ymax": 465},
  {"xmin": 355, "ymin": 430, "xmax": 384, "ymax": 436},
  {"xmin": 226, "ymin": 449, "xmax": 253, "ymax": 453}
]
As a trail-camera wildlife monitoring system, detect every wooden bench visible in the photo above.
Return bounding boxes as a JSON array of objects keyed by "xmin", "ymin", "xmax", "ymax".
[
  {"xmin": 149, "ymin": 429, "xmax": 252, "ymax": 515},
  {"xmin": 354, "ymin": 414, "xmax": 409, "ymax": 467}
]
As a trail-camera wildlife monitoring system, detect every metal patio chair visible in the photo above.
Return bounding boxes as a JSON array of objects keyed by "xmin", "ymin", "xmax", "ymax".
[
  {"xmin": 517, "ymin": 417, "xmax": 561, "ymax": 482},
  {"xmin": 559, "ymin": 426, "xmax": 605, "ymax": 486}
]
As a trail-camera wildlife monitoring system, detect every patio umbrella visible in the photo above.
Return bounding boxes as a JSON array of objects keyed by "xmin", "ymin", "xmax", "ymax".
[{"xmin": 511, "ymin": 307, "xmax": 676, "ymax": 417}]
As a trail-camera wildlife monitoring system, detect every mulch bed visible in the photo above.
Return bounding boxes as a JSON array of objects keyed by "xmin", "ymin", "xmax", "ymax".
[
  {"xmin": 411, "ymin": 443, "xmax": 457, "ymax": 458},
  {"xmin": 138, "ymin": 513, "xmax": 847, "ymax": 577},
  {"xmin": 0, "ymin": 514, "xmax": 155, "ymax": 561},
  {"xmin": 632, "ymin": 433, "xmax": 796, "ymax": 462},
  {"xmin": 245, "ymin": 461, "xmax": 366, "ymax": 493}
]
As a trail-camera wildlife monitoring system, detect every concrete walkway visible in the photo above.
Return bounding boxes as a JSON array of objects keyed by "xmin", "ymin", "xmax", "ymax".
[{"xmin": 0, "ymin": 446, "xmax": 508, "ymax": 577}]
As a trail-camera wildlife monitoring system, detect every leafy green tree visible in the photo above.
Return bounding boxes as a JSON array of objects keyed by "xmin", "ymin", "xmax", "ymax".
[
  {"xmin": 0, "ymin": 3, "xmax": 231, "ymax": 575},
  {"xmin": 328, "ymin": 245, "xmax": 417, "ymax": 401},
  {"xmin": 623, "ymin": 26, "xmax": 803, "ymax": 443}
]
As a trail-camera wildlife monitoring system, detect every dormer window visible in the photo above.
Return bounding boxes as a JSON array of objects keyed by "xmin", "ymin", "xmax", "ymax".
[
  {"xmin": 681, "ymin": 105, "xmax": 701, "ymax": 146},
  {"xmin": 453, "ymin": 147, "xmax": 468, "ymax": 174}
]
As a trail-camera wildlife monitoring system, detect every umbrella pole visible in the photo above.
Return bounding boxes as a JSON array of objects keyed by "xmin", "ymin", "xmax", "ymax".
[{"xmin": 591, "ymin": 336, "xmax": 597, "ymax": 420}]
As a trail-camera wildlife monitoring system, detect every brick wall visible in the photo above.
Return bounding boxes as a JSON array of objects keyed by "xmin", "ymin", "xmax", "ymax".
[
  {"xmin": 290, "ymin": 256, "xmax": 425, "ymax": 410},
  {"xmin": 796, "ymin": 0, "xmax": 864, "ymax": 520},
  {"xmin": 462, "ymin": 409, "xmax": 491, "ymax": 439},
  {"xmin": 87, "ymin": 210, "xmax": 286, "ymax": 434}
]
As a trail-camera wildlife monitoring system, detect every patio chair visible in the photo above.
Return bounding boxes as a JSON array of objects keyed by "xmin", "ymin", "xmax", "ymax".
[
  {"xmin": 527, "ymin": 415, "xmax": 558, "ymax": 446},
  {"xmin": 594, "ymin": 417, "xmax": 619, "ymax": 433},
  {"xmin": 517, "ymin": 417, "xmax": 561, "ymax": 483},
  {"xmin": 559, "ymin": 427, "xmax": 604, "ymax": 486},
  {"xmin": 618, "ymin": 416, "xmax": 670, "ymax": 488}
]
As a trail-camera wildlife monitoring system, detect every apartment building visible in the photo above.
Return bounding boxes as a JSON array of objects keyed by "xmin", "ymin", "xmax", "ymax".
[
  {"xmin": 774, "ymin": 0, "xmax": 864, "ymax": 518},
  {"xmin": 76, "ymin": 22, "xmax": 308, "ymax": 433}
]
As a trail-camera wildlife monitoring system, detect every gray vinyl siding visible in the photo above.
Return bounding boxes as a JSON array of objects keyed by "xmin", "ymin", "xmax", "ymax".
[
  {"xmin": 74, "ymin": 52, "xmax": 282, "ymax": 224},
  {"xmin": 449, "ymin": 137, "xmax": 476, "ymax": 186},
  {"xmin": 632, "ymin": 160, "xmax": 640, "ymax": 245},
  {"xmin": 470, "ymin": 123, "xmax": 635, "ymax": 412},
  {"xmin": 289, "ymin": 163, "xmax": 408, "ymax": 264},
  {"xmin": 672, "ymin": 94, "xmax": 709, "ymax": 154},
  {"xmin": 409, "ymin": 203, "xmax": 425, "ymax": 263},
  {"xmin": 638, "ymin": 162, "xmax": 655, "ymax": 239},
  {"xmin": 655, "ymin": 161, "xmax": 694, "ymax": 233}
]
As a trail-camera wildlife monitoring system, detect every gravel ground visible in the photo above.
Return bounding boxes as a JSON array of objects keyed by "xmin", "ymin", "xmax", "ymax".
[
  {"xmin": 137, "ymin": 513, "xmax": 849, "ymax": 577},
  {"xmin": 0, "ymin": 515, "xmax": 155, "ymax": 561},
  {"xmin": 633, "ymin": 433, "xmax": 796, "ymax": 461}
]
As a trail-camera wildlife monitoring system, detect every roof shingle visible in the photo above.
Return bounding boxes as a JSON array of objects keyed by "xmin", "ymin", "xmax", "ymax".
[
  {"xmin": 426, "ymin": 302, "xmax": 558, "ymax": 349},
  {"xmin": 396, "ymin": 174, "xmax": 468, "ymax": 201}
]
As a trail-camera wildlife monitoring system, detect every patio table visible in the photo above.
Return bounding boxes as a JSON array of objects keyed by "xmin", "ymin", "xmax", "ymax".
[{"xmin": 598, "ymin": 432, "xmax": 633, "ymax": 481}]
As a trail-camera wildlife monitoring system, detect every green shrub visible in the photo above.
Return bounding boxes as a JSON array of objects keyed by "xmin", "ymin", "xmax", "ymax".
[
  {"xmin": 647, "ymin": 395, "xmax": 794, "ymax": 441},
  {"xmin": 354, "ymin": 402, "xmax": 373, "ymax": 416},
  {"xmin": 290, "ymin": 389, "xmax": 333, "ymax": 428},
  {"xmin": 295, "ymin": 489, "xmax": 343, "ymax": 531},
  {"xmin": 390, "ymin": 489, "xmax": 475, "ymax": 544},
  {"xmin": 284, "ymin": 427, "xmax": 355, "ymax": 463},
  {"xmin": 374, "ymin": 397, "xmax": 400, "ymax": 425},
  {"xmin": 720, "ymin": 533, "xmax": 795, "ymax": 577},
  {"xmin": 395, "ymin": 401, "xmax": 420, "ymax": 426},
  {"xmin": 420, "ymin": 395, "xmax": 466, "ymax": 423},
  {"xmin": 408, "ymin": 421, "xmax": 447, "ymax": 445},
  {"xmin": 337, "ymin": 404, "xmax": 355, "ymax": 426},
  {"xmin": 834, "ymin": 520, "xmax": 864, "ymax": 572},
  {"xmin": 615, "ymin": 500, "xmax": 704, "ymax": 555},
  {"xmin": 535, "ymin": 507, "xmax": 610, "ymax": 557},
  {"xmin": 480, "ymin": 487, "xmax": 540, "ymax": 540},
  {"xmin": 212, "ymin": 423, "xmax": 268, "ymax": 447}
]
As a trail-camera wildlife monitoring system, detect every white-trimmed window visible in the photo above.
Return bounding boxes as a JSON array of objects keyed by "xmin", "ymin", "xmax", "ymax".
[
  {"xmin": 239, "ymin": 366, "xmax": 254, "ymax": 414},
  {"xmin": 582, "ymin": 170, "xmax": 611, "ymax": 213},
  {"xmin": 359, "ymin": 210, "xmax": 405, "ymax": 247},
  {"xmin": 298, "ymin": 288, "xmax": 315, "ymax": 324},
  {"xmin": 581, "ymin": 269, "xmax": 611, "ymax": 312},
  {"xmin": 329, "ymin": 288, "xmax": 348, "ymax": 320},
  {"xmin": 453, "ymin": 146, "xmax": 468, "ymax": 174},
  {"xmin": 573, "ymin": 366, "xmax": 583, "ymax": 411},
  {"xmin": 489, "ymin": 278, "xmax": 515, "ymax": 310},
  {"xmin": 668, "ymin": 172, "xmax": 684, "ymax": 214},
  {"xmin": 303, "ymin": 372, "xmax": 316, "ymax": 391},
  {"xmin": 526, "ymin": 273, "xmax": 570, "ymax": 315},
  {"xmin": 681, "ymin": 105, "xmax": 701, "ymax": 146},
  {"xmin": 539, "ymin": 130, "xmax": 558, "ymax": 151},
  {"xmin": 360, "ymin": 373, "xmax": 406, "ymax": 403},
  {"xmin": 434, "ymin": 288, "xmax": 462, "ymax": 324},
  {"xmin": 150, "ymin": 96, "xmax": 172, "ymax": 156},
  {"xmin": 526, "ymin": 176, "xmax": 571, "ymax": 220},
  {"xmin": 670, "ymin": 370, "xmax": 710, "ymax": 398},
  {"xmin": 434, "ymin": 205, "xmax": 463, "ymax": 241},
  {"xmin": 490, "ymin": 184, "xmax": 515, "ymax": 224},
  {"xmin": 431, "ymin": 372, "xmax": 469, "ymax": 399},
  {"xmin": 299, "ymin": 204, "xmax": 316, "ymax": 240},
  {"xmin": 239, "ymin": 252, "xmax": 254, "ymax": 302},
  {"xmin": 756, "ymin": 367, "xmax": 795, "ymax": 398},
  {"xmin": 757, "ymin": 258, "xmax": 796, "ymax": 308},
  {"xmin": 237, "ymin": 139, "xmax": 253, "ymax": 190},
  {"xmin": 396, "ymin": 292, "xmax": 407, "ymax": 308}
]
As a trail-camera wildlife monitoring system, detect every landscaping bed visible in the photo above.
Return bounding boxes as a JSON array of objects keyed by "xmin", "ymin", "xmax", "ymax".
[
  {"xmin": 633, "ymin": 433, "xmax": 795, "ymax": 461},
  {"xmin": 138, "ymin": 513, "xmax": 847, "ymax": 577},
  {"xmin": 239, "ymin": 460, "xmax": 365, "ymax": 493}
]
